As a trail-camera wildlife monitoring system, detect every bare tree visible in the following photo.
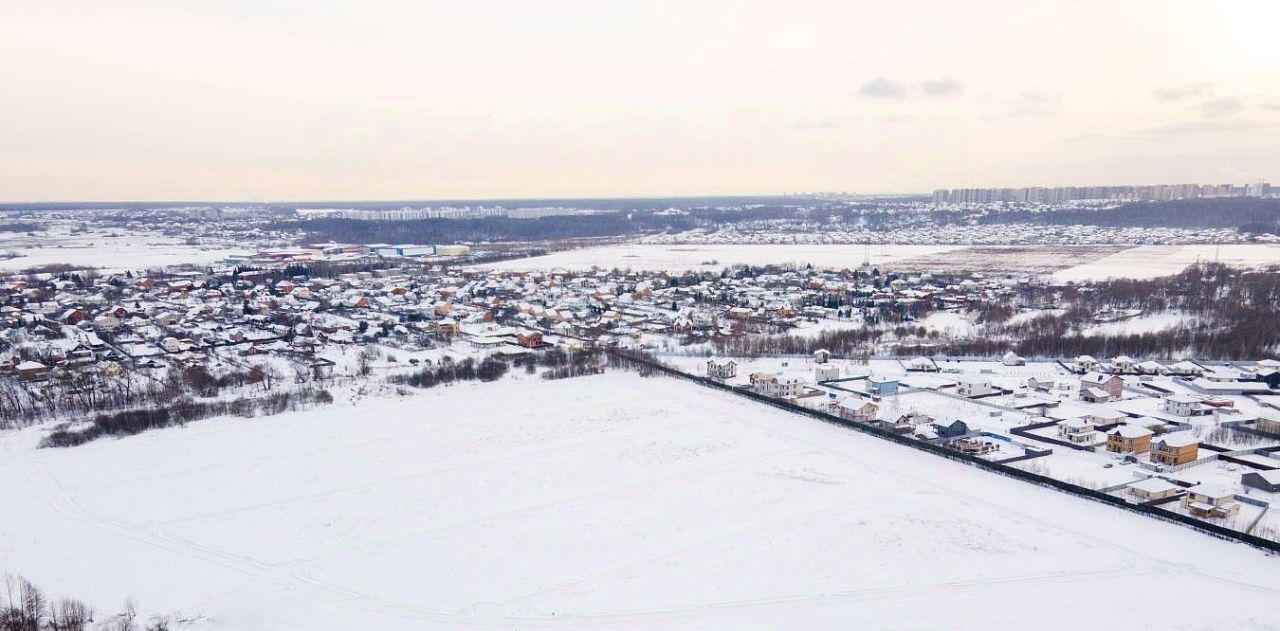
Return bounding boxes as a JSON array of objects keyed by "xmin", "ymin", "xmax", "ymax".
[
  {"xmin": 101, "ymin": 598, "xmax": 137, "ymax": 631},
  {"xmin": 48, "ymin": 597, "xmax": 93, "ymax": 631},
  {"xmin": 1, "ymin": 573, "xmax": 47, "ymax": 631}
]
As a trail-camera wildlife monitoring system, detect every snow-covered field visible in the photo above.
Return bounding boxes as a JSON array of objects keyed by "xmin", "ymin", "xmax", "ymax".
[
  {"xmin": 1081, "ymin": 312, "xmax": 1190, "ymax": 337},
  {"xmin": 484, "ymin": 243, "xmax": 1280, "ymax": 280},
  {"xmin": 1051, "ymin": 244, "xmax": 1280, "ymax": 282},
  {"xmin": 918, "ymin": 311, "xmax": 978, "ymax": 338},
  {"xmin": 3, "ymin": 373, "xmax": 1280, "ymax": 630},
  {"xmin": 483, "ymin": 244, "xmax": 961, "ymax": 272},
  {"xmin": 0, "ymin": 232, "xmax": 238, "ymax": 272}
]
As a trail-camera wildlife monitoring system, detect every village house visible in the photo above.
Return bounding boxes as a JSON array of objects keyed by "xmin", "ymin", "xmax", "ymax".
[
  {"xmin": 1127, "ymin": 477, "xmax": 1181, "ymax": 501},
  {"xmin": 1059, "ymin": 417, "xmax": 1102, "ymax": 445},
  {"xmin": 953, "ymin": 436, "xmax": 999, "ymax": 455},
  {"xmin": 1106, "ymin": 424, "xmax": 1154, "ymax": 454},
  {"xmin": 1242, "ymin": 469, "xmax": 1280, "ymax": 493},
  {"xmin": 1161, "ymin": 394, "xmax": 1204, "ymax": 417},
  {"xmin": 706, "ymin": 358, "xmax": 737, "ymax": 379},
  {"xmin": 906, "ymin": 357, "xmax": 939, "ymax": 372},
  {"xmin": 1182, "ymin": 484, "xmax": 1240, "ymax": 518},
  {"xmin": 1135, "ymin": 360, "xmax": 1167, "ymax": 375},
  {"xmin": 750, "ymin": 373, "xmax": 803, "ymax": 399},
  {"xmin": 932, "ymin": 419, "xmax": 971, "ymax": 439},
  {"xmin": 835, "ymin": 397, "xmax": 879, "ymax": 422},
  {"xmin": 1257, "ymin": 410, "xmax": 1280, "ymax": 436},
  {"xmin": 815, "ymin": 364, "xmax": 841, "ymax": 381},
  {"xmin": 867, "ymin": 376, "xmax": 899, "ymax": 396},
  {"xmin": 1150, "ymin": 433, "xmax": 1199, "ymax": 466},
  {"xmin": 955, "ymin": 375, "xmax": 996, "ymax": 398},
  {"xmin": 1166, "ymin": 360, "xmax": 1207, "ymax": 377},
  {"xmin": 1111, "ymin": 355, "xmax": 1137, "ymax": 373},
  {"xmin": 1074, "ymin": 355, "xmax": 1099, "ymax": 372},
  {"xmin": 1079, "ymin": 372, "xmax": 1124, "ymax": 402},
  {"xmin": 516, "ymin": 331, "xmax": 544, "ymax": 348},
  {"xmin": 1025, "ymin": 376, "xmax": 1054, "ymax": 392},
  {"xmin": 889, "ymin": 412, "xmax": 935, "ymax": 434},
  {"xmin": 16, "ymin": 360, "xmax": 48, "ymax": 381}
]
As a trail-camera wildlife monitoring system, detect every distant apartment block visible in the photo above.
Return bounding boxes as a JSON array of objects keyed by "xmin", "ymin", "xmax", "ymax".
[{"xmin": 932, "ymin": 182, "xmax": 1271, "ymax": 204}]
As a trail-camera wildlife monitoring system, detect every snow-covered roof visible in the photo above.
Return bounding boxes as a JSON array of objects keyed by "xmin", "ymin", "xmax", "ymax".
[
  {"xmin": 1187, "ymin": 483, "xmax": 1235, "ymax": 500},
  {"xmin": 1109, "ymin": 424, "xmax": 1153, "ymax": 438},
  {"xmin": 1129, "ymin": 477, "xmax": 1178, "ymax": 494},
  {"xmin": 1155, "ymin": 432, "xmax": 1198, "ymax": 448}
]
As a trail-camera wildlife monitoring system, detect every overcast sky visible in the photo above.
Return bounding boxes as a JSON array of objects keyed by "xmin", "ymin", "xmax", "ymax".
[{"xmin": 1, "ymin": 0, "xmax": 1277, "ymax": 201}]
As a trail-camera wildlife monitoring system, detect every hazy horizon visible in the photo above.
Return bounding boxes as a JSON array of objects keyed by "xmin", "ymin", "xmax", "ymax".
[{"xmin": 2, "ymin": 0, "xmax": 1278, "ymax": 202}]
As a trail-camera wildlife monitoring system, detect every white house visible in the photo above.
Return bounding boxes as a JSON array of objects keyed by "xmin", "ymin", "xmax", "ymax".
[
  {"xmin": 1182, "ymin": 484, "xmax": 1240, "ymax": 518},
  {"xmin": 751, "ymin": 373, "xmax": 803, "ymax": 398},
  {"xmin": 1075, "ymin": 355, "xmax": 1099, "ymax": 371},
  {"xmin": 706, "ymin": 357, "xmax": 737, "ymax": 379},
  {"xmin": 835, "ymin": 397, "xmax": 879, "ymax": 422},
  {"xmin": 906, "ymin": 357, "xmax": 939, "ymax": 372},
  {"xmin": 1161, "ymin": 394, "xmax": 1203, "ymax": 417},
  {"xmin": 815, "ymin": 364, "xmax": 841, "ymax": 381},
  {"xmin": 1127, "ymin": 477, "xmax": 1180, "ymax": 501},
  {"xmin": 1111, "ymin": 355, "xmax": 1137, "ymax": 372},
  {"xmin": 1058, "ymin": 417, "xmax": 1102, "ymax": 444},
  {"xmin": 955, "ymin": 375, "xmax": 996, "ymax": 397}
]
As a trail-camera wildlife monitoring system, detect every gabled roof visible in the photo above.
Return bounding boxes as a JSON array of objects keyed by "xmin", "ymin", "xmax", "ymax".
[
  {"xmin": 1247, "ymin": 469, "xmax": 1280, "ymax": 485},
  {"xmin": 1109, "ymin": 424, "xmax": 1153, "ymax": 438},
  {"xmin": 1154, "ymin": 432, "xmax": 1198, "ymax": 448},
  {"xmin": 1129, "ymin": 477, "xmax": 1178, "ymax": 494},
  {"xmin": 1081, "ymin": 372, "xmax": 1120, "ymax": 384},
  {"xmin": 1187, "ymin": 483, "xmax": 1235, "ymax": 500}
]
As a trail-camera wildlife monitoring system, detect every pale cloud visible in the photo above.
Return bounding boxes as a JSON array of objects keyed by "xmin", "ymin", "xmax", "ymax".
[
  {"xmin": 920, "ymin": 77, "xmax": 963, "ymax": 96},
  {"xmin": 1152, "ymin": 82, "xmax": 1213, "ymax": 101},
  {"xmin": 792, "ymin": 119, "xmax": 840, "ymax": 130},
  {"xmin": 1198, "ymin": 97, "xmax": 1245, "ymax": 119},
  {"xmin": 0, "ymin": 0, "xmax": 1275, "ymax": 199},
  {"xmin": 1009, "ymin": 91, "xmax": 1060, "ymax": 118},
  {"xmin": 859, "ymin": 77, "xmax": 907, "ymax": 99},
  {"xmin": 1127, "ymin": 119, "xmax": 1279, "ymax": 137}
]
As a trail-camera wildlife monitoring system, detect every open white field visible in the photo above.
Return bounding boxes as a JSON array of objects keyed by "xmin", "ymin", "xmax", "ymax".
[
  {"xmin": 3, "ymin": 373, "xmax": 1279, "ymax": 630},
  {"xmin": 484, "ymin": 243, "xmax": 1280, "ymax": 280},
  {"xmin": 483, "ymin": 244, "xmax": 962, "ymax": 272},
  {"xmin": 1052, "ymin": 243, "xmax": 1280, "ymax": 282},
  {"xmin": 0, "ymin": 232, "xmax": 238, "ymax": 273}
]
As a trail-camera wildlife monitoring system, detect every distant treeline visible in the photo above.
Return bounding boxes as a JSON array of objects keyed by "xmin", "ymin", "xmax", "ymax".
[
  {"xmin": 978, "ymin": 198, "xmax": 1280, "ymax": 233},
  {"xmin": 286, "ymin": 195, "xmax": 806, "ymax": 212},
  {"xmin": 39, "ymin": 389, "xmax": 334, "ymax": 448},
  {"xmin": 0, "ymin": 222, "xmax": 39, "ymax": 233},
  {"xmin": 276, "ymin": 214, "xmax": 697, "ymax": 244},
  {"xmin": 388, "ymin": 348, "xmax": 605, "ymax": 389},
  {"xmin": 904, "ymin": 263, "xmax": 1280, "ymax": 360},
  {"xmin": 1, "ymin": 572, "xmax": 175, "ymax": 631}
]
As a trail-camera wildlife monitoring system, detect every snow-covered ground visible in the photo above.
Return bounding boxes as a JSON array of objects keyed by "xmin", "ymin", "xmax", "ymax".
[
  {"xmin": 0, "ymin": 231, "xmax": 239, "ymax": 272},
  {"xmin": 1080, "ymin": 311, "xmax": 1190, "ymax": 337},
  {"xmin": 484, "ymin": 243, "xmax": 1280, "ymax": 279},
  {"xmin": 483, "ymin": 244, "xmax": 961, "ymax": 272},
  {"xmin": 4, "ymin": 372, "xmax": 1279, "ymax": 630},
  {"xmin": 1052, "ymin": 244, "xmax": 1280, "ymax": 281},
  {"xmin": 918, "ymin": 311, "xmax": 978, "ymax": 338}
]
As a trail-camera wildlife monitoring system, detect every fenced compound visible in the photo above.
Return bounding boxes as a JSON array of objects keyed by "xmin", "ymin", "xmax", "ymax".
[{"xmin": 607, "ymin": 349, "xmax": 1280, "ymax": 554}]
